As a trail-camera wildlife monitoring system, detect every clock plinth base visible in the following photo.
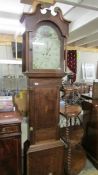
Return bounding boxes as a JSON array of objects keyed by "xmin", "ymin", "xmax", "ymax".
[{"xmin": 26, "ymin": 140, "xmax": 65, "ymax": 175}]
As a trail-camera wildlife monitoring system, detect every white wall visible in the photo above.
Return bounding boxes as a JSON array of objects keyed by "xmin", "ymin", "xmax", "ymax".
[
  {"xmin": 0, "ymin": 45, "xmax": 13, "ymax": 60},
  {"xmin": 76, "ymin": 51, "xmax": 98, "ymax": 82}
]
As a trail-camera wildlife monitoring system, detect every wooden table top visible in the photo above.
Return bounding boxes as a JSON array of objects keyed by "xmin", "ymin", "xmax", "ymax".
[
  {"xmin": 60, "ymin": 104, "xmax": 82, "ymax": 117},
  {"xmin": 0, "ymin": 111, "xmax": 22, "ymax": 124},
  {"xmin": 81, "ymin": 93, "xmax": 92, "ymax": 100}
]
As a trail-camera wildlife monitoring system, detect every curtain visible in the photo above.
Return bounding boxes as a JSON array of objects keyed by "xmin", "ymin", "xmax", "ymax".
[{"xmin": 67, "ymin": 50, "xmax": 77, "ymax": 83}]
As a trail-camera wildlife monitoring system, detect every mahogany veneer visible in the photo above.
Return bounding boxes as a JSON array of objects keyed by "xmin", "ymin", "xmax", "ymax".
[
  {"xmin": 0, "ymin": 112, "xmax": 21, "ymax": 175},
  {"xmin": 82, "ymin": 99, "xmax": 98, "ymax": 169}
]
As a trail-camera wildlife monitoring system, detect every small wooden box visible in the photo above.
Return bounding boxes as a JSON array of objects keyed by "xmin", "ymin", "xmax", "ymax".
[{"xmin": 27, "ymin": 140, "xmax": 65, "ymax": 175}]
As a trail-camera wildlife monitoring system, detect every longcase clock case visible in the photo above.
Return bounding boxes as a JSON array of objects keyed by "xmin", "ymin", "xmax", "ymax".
[{"xmin": 21, "ymin": 4, "xmax": 69, "ymax": 175}]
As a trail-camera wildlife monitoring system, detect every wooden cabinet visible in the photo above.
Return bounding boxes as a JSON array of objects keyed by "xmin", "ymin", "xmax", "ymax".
[
  {"xmin": 0, "ymin": 112, "xmax": 21, "ymax": 175},
  {"xmin": 82, "ymin": 99, "xmax": 98, "ymax": 169}
]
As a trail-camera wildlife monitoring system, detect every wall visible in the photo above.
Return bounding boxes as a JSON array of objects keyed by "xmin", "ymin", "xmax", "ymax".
[
  {"xmin": 76, "ymin": 51, "xmax": 98, "ymax": 82},
  {"xmin": 0, "ymin": 45, "xmax": 13, "ymax": 60}
]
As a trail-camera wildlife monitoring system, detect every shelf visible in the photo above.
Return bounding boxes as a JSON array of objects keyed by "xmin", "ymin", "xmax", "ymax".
[{"xmin": 0, "ymin": 59, "xmax": 22, "ymax": 64}]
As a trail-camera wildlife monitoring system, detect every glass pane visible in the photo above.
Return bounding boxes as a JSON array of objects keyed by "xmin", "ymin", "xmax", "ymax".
[{"xmin": 31, "ymin": 25, "xmax": 61, "ymax": 69}]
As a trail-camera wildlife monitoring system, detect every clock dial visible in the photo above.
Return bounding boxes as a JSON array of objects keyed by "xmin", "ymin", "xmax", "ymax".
[{"xmin": 31, "ymin": 25, "xmax": 61, "ymax": 69}]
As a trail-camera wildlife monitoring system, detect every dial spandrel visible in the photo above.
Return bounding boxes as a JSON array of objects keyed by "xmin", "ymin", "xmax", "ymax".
[{"xmin": 31, "ymin": 25, "xmax": 61, "ymax": 69}]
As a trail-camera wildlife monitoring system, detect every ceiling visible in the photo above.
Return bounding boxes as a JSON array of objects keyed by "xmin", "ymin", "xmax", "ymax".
[{"xmin": 1, "ymin": 0, "xmax": 98, "ymax": 51}]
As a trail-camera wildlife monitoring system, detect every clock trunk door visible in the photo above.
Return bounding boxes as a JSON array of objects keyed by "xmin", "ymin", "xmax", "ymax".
[{"xmin": 29, "ymin": 78, "xmax": 61, "ymax": 144}]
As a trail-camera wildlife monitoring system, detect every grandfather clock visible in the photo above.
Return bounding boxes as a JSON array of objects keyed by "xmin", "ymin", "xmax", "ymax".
[{"xmin": 21, "ymin": 4, "xmax": 69, "ymax": 175}]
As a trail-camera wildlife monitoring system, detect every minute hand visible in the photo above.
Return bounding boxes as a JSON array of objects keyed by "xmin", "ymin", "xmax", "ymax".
[{"xmin": 46, "ymin": 41, "xmax": 51, "ymax": 55}]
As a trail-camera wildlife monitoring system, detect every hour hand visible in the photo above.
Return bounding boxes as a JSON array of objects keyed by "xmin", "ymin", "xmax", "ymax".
[{"xmin": 46, "ymin": 42, "xmax": 50, "ymax": 56}]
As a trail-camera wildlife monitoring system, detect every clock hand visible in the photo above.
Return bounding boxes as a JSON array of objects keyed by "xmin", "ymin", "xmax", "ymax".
[
  {"xmin": 46, "ymin": 47, "xmax": 50, "ymax": 56},
  {"xmin": 46, "ymin": 42, "xmax": 51, "ymax": 56}
]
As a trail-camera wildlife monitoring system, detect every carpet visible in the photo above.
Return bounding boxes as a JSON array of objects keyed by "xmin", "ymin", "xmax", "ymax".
[
  {"xmin": 78, "ymin": 159, "xmax": 98, "ymax": 175},
  {"xmin": 79, "ymin": 169, "xmax": 98, "ymax": 175}
]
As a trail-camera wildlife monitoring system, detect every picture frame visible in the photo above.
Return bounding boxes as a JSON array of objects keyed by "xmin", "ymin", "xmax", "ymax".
[
  {"xmin": 82, "ymin": 63, "xmax": 85, "ymax": 80},
  {"xmin": 85, "ymin": 63, "xmax": 95, "ymax": 80},
  {"xmin": 92, "ymin": 81, "xmax": 98, "ymax": 99},
  {"xmin": 82, "ymin": 63, "xmax": 95, "ymax": 82}
]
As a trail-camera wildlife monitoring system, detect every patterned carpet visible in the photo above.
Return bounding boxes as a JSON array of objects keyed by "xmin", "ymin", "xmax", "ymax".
[
  {"xmin": 79, "ymin": 169, "xmax": 98, "ymax": 175},
  {"xmin": 78, "ymin": 159, "xmax": 98, "ymax": 175}
]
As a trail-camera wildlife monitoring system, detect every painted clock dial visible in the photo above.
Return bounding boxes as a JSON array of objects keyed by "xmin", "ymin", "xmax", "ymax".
[{"xmin": 31, "ymin": 25, "xmax": 61, "ymax": 69}]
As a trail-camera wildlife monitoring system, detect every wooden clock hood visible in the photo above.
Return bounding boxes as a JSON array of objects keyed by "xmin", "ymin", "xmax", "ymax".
[
  {"xmin": 20, "ymin": 4, "xmax": 70, "ymax": 78},
  {"xmin": 20, "ymin": 4, "xmax": 70, "ymax": 37}
]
